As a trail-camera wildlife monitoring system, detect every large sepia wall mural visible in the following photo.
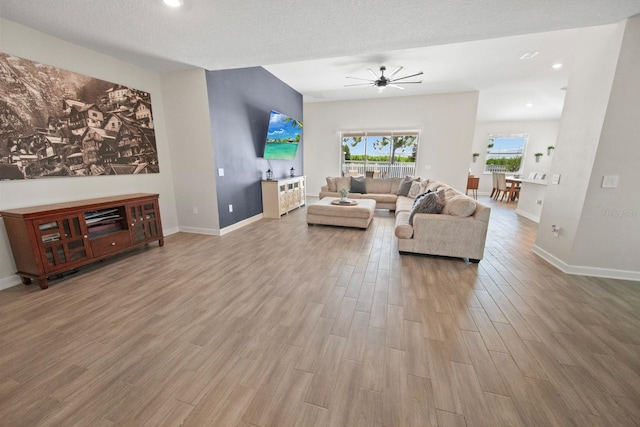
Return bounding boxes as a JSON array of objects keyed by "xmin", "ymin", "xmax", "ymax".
[{"xmin": 0, "ymin": 53, "xmax": 159, "ymax": 180}]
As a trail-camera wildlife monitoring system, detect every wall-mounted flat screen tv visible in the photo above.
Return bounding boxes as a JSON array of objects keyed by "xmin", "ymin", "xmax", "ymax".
[{"xmin": 263, "ymin": 110, "xmax": 302, "ymax": 160}]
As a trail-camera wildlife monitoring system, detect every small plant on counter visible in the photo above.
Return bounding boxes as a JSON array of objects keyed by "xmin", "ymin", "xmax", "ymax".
[{"xmin": 535, "ymin": 152, "xmax": 544, "ymax": 162}]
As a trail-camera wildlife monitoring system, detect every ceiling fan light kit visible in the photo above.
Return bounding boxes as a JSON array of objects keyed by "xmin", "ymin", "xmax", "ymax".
[{"xmin": 345, "ymin": 65, "xmax": 423, "ymax": 91}]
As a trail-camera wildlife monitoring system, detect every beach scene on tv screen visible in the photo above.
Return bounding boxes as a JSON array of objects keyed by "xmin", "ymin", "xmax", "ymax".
[{"xmin": 264, "ymin": 111, "xmax": 302, "ymax": 160}]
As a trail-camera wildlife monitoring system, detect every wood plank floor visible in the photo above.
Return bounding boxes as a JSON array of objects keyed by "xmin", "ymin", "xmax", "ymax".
[{"xmin": 1, "ymin": 197, "xmax": 639, "ymax": 426}]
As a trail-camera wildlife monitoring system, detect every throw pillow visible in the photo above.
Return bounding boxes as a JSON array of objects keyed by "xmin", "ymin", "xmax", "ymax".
[
  {"xmin": 396, "ymin": 175, "xmax": 419, "ymax": 196},
  {"xmin": 350, "ymin": 176, "xmax": 367, "ymax": 194},
  {"xmin": 442, "ymin": 195, "xmax": 477, "ymax": 217},
  {"xmin": 427, "ymin": 180, "xmax": 447, "ymax": 193},
  {"xmin": 335, "ymin": 176, "xmax": 350, "ymax": 193},
  {"xmin": 409, "ymin": 191, "xmax": 445, "ymax": 224},
  {"xmin": 407, "ymin": 181, "xmax": 423, "ymax": 199},
  {"xmin": 326, "ymin": 177, "xmax": 337, "ymax": 192}
]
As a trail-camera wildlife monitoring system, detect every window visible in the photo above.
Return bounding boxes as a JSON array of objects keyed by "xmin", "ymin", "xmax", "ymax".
[
  {"xmin": 341, "ymin": 131, "xmax": 419, "ymax": 178},
  {"xmin": 484, "ymin": 134, "xmax": 528, "ymax": 174}
]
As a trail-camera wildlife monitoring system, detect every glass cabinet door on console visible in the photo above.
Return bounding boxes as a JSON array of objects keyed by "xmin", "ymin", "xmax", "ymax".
[
  {"xmin": 128, "ymin": 200, "xmax": 163, "ymax": 245},
  {"xmin": 278, "ymin": 184, "xmax": 287, "ymax": 216},
  {"xmin": 35, "ymin": 215, "xmax": 91, "ymax": 272}
]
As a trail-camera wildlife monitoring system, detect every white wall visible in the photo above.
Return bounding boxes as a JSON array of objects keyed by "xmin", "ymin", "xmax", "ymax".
[
  {"xmin": 303, "ymin": 92, "xmax": 479, "ymax": 196},
  {"xmin": 469, "ymin": 120, "xmax": 560, "ymax": 194},
  {"xmin": 0, "ymin": 19, "xmax": 179, "ymax": 289},
  {"xmin": 534, "ymin": 21, "xmax": 636, "ymax": 278},
  {"xmin": 570, "ymin": 14, "xmax": 640, "ymax": 274},
  {"xmin": 161, "ymin": 69, "xmax": 219, "ymax": 234}
]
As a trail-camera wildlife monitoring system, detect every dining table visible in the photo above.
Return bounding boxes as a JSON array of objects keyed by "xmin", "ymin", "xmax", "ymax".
[{"xmin": 505, "ymin": 176, "xmax": 522, "ymax": 201}]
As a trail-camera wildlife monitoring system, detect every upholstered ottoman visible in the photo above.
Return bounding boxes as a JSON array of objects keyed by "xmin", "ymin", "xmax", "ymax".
[{"xmin": 307, "ymin": 197, "xmax": 376, "ymax": 229}]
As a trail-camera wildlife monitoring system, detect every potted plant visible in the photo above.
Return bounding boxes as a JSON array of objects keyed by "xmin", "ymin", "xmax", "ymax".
[
  {"xmin": 338, "ymin": 187, "xmax": 349, "ymax": 201},
  {"xmin": 534, "ymin": 152, "xmax": 544, "ymax": 162},
  {"xmin": 472, "ymin": 153, "xmax": 480, "ymax": 162},
  {"xmin": 547, "ymin": 145, "xmax": 555, "ymax": 155}
]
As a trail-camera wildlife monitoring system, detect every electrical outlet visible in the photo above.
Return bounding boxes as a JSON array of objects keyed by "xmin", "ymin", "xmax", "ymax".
[
  {"xmin": 218, "ymin": 168, "xmax": 224, "ymax": 177},
  {"xmin": 192, "ymin": 206, "xmax": 199, "ymax": 214},
  {"xmin": 551, "ymin": 225, "xmax": 560, "ymax": 238},
  {"xmin": 228, "ymin": 204, "xmax": 233, "ymax": 213}
]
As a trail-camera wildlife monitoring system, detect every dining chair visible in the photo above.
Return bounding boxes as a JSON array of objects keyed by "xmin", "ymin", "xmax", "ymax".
[
  {"xmin": 466, "ymin": 176, "xmax": 479, "ymax": 199},
  {"xmin": 495, "ymin": 173, "xmax": 508, "ymax": 201},
  {"xmin": 490, "ymin": 172, "xmax": 498, "ymax": 198},
  {"xmin": 373, "ymin": 170, "xmax": 380, "ymax": 178}
]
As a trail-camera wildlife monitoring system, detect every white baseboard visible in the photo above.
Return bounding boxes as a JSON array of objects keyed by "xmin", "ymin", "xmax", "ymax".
[
  {"xmin": 163, "ymin": 226, "xmax": 180, "ymax": 236},
  {"xmin": 515, "ymin": 209, "xmax": 540, "ymax": 223},
  {"xmin": 532, "ymin": 245, "xmax": 640, "ymax": 281},
  {"xmin": 179, "ymin": 226, "xmax": 220, "ymax": 235},
  {"xmin": 179, "ymin": 213, "xmax": 264, "ymax": 236},
  {"xmin": 0, "ymin": 275, "xmax": 20, "ymax": 291},
  {"xmin": 219, "ymin": 213, "xmax": 263, "ymax": 236}
]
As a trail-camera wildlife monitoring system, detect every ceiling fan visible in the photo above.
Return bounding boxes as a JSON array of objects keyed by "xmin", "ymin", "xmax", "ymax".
[{"xmin": 345, "ymin": 66, "xmax": 423, "ymax": 91}]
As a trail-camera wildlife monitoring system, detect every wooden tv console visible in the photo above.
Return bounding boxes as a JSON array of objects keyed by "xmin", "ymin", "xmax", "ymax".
[{"xmin": 0, "ymin": 193, "xmax": 164, "ymax": 289}]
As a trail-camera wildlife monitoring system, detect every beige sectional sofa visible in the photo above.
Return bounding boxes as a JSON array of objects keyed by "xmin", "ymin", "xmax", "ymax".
[{"xmin": 320, "ymin": 177, "xmax": 491, "ymax": 262}]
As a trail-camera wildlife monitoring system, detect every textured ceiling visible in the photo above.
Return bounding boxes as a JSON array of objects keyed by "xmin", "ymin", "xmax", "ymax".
[
  {"xmin": 1, "ymin": 0, "xmax": 639, "ymax": 121},
  {"xmin": 1, "ymin": 0, "xmax": 639, "ymax": 72}
]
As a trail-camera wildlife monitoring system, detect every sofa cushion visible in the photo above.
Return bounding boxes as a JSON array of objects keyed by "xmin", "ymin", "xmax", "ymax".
[
  {"xmin": 326, "ymin": 177, "xmax": 337, "ymax": 192},
  {"xmin": 395, "ymin": 196, "xmax": 414, "ymax": 214},
  {"xmin": 365, "ymin": 178, "xmax": 391, "ymax": 194},
  {"xmin": 409, "ymin": 189, "xmax": 445, "ymax": 224},
  {"xmin": 389, "ymin": 177, "xmax": 403, "ymax": 194},
  {"xmin": 394, "ymin": 212, "xmax": 414, "ymax": 239},
  {"xmin": 365, "ymin": 193, "xmax": 398, "ymax": 204},
  {"xmin": 335, "ymin": 176, "xmax": 351, "ymax": 193},
  {"xmin": 350, "ymin": 176, "xmax": 367, "ymax": 194},
  {"xmin": 396, "ymin": 176, "xmax": 419, "ymax": 197},
  {"xmin": 442, "ymin": 195, "xmax": 477, "ymax": 217}
]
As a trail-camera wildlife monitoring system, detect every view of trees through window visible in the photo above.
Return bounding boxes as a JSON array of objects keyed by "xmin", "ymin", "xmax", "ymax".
[
  {"xmin": 341, "ymin": 131, "xmax": 419, "ymax": 178},
  {"xmin": 485, "ymin": 134, "xmax": 528, "ymax": 173}
]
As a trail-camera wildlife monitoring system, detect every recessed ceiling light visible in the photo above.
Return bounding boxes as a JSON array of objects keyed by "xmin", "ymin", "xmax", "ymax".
[
  {"xmin": 163, "ymin": 0, "xmax": 183, "ymax": 7},
  {"xmin": 526, "ymin": 103, "xmax": 533, "ymax": 107},
  {"xmin": 552, "ymin": 63, "xmax": 563, "ymax": 70},
  {"xmin": 520, "ymin": 52, "xmax": 539, "ymax": 60}
]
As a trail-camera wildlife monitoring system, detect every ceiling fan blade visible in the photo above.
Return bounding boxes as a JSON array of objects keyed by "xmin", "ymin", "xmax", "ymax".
[
  {"xmin": 393, "ymin": 81, "xmax": 422, "ymax": 84},
  {"xmin": 367, "ymin": 68, "xmax": 378, "ymax": 79},
  {"xmin": 388, "ymin": 84, "xmax": 405, "ymax": 90},
  {"xmin": 388, "ymin": 66, "xmax": 403, "ymax": 78},
  {"xmin": 390, "ymin": 71, "xmax": 424, "ymax": 82},
  {"xmin": 345, "ymin": 76, "xmax": 375, "ymax": 82},
  {"xmin": 345, "ymin": 83, "xmax": 374, "ymax": 87}
]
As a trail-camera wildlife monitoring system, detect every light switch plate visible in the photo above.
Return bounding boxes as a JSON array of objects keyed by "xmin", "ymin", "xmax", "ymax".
[
  {"xmin": 218, "ymin": 168, "xmax": 224, "ymax": 176},
  {"xmin": 552, "ymin": 174, "xmax": 561, "ymax": 185},
  {"xmin": 602, "ymin": 175, "xmax": 619, "ymax": 188}
]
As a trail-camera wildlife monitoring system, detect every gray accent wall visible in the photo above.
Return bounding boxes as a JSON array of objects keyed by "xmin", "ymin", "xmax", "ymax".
[{"xmin": 206, "ymin": 67, "xmax": 303, "ymax": 228}]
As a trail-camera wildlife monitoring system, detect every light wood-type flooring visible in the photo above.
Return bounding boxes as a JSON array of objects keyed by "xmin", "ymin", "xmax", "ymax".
[{"xmin": 0, "ymin": 197, "xmax": 639, "ymax": 426}]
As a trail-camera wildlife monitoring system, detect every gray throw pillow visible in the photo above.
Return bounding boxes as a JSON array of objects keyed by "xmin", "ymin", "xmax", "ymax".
[
  {"xmin": 411, "ymin": 189, "xmax": 434, "ymax": 210},
  {"xmin": 350, "ymin": 176, "xmax": 367, "ymax": 194},
  {"xmin": 409, "ymin": 189, "xmax": 446, "ymax": 224},
  {"xmin": 396, "ymin": 176, "xmax": 419, "ymax": 196}
]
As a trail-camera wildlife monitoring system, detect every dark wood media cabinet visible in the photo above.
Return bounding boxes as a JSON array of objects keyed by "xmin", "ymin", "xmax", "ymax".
[{"xmin": 0, "ymin": 193, "xmax": 164, "ymax": 289}]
